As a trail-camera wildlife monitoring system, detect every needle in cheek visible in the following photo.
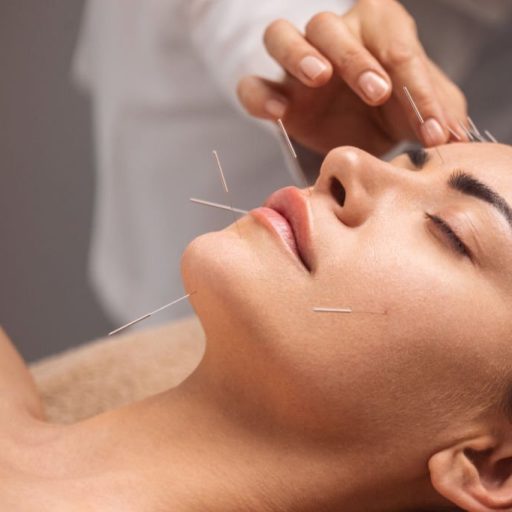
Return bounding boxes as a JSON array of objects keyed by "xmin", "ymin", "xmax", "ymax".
[
  {"xmin": 313, "ymin": 307, "xmax": 352, "ymax": 313},
  {"xmin": 312, "ymin": 307, "xmax": 387, "ymax": 315}
]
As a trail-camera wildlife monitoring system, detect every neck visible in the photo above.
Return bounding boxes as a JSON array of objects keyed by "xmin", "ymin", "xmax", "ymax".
[
  {"xmin": 35, "ymin": 339, "xmax": 438, "ymax": 512},
  {"xmin": 121, "ymin": 380, "xmax": 367, "ymax": 512},
  {"xmin": 117, "ymin": 349, "xmax": 438, "ymax": 511}
]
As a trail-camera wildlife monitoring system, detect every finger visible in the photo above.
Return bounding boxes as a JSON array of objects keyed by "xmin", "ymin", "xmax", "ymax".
[
  {"xmin": 237, "ymin": 75, "xmax": 288, "ymax": 120},
  {"xmin": 304, "ymin": 11, "xmax": 392, "ymax": 105},
  {"xmin": 384, "ymin": 48, "xmax": 448, "ymax": 146},
  {"xmin": 264, "ymin": 19, "xmax": 332, "ymax": 87},
  {"xmin": 357, "ymin": 2, "xmax": 449, "ymax": 146},
  {"xmin": 426, "ymin": 59, "xmax": 469, "ymax": 142}
]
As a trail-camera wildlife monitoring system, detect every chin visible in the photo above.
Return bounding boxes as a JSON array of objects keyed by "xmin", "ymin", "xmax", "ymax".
[
  {"xmin": 182, "ymin": 231, "xmax": 224, "ymax": 290},
  {"xmin": 180, "ymin": 227, "xmax": 258, "ymax": 332},
  {"xmin": 181, "ymin": 218, "xmax": 297, "ymax": 343}
]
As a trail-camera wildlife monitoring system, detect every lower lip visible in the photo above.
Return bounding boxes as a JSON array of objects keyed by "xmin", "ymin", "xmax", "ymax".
[{"xmin": 250, "ymin": 207, "xmax": 304, "ymax": 266}]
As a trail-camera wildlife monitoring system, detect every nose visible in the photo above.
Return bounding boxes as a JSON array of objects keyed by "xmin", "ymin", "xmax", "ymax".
[{"xmin": 314, "ymin": 146, "xmax": 409, "ymax": 227}]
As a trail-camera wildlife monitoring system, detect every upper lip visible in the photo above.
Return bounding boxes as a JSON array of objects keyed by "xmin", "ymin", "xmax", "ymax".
[{"xmin": 262, "ymin": 186, "xmax": 314, "ymax": 272}]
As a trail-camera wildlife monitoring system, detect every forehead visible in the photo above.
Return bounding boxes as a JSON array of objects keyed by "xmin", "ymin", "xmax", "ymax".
[{"xmin": 439, "ymin": 142, "xmax": 512, "ymax": 202}]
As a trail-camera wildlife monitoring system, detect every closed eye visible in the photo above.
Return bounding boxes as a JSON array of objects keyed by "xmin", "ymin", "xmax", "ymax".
[{"xmin": 425, "ymin": 213, "xmax": 472, "ymax": 259}]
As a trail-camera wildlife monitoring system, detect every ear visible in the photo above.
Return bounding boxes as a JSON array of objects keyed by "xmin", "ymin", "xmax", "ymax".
[{"xmin": 428, "ymin": 433, "xmax": 512, "ymax": 512}]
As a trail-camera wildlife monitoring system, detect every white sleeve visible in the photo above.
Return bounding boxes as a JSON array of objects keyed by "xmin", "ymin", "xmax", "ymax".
[{"xmin": 183, "ymin": 0, "xmax": 354, "ymax": 109}]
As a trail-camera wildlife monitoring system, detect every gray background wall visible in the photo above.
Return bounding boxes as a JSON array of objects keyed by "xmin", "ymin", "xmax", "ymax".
[{"xmin": 0, "ymin": 1, "xmax": 112, "ymax": 362}]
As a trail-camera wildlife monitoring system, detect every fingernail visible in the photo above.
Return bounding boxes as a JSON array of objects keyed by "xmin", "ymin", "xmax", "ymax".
[
  {"xmin": 299, "ymin": 56, "xmax": 327, "ymax": 80},
  {"xmin": 265, "ymin": 99, "xmax": 287, "ymax": 119},
  {"xmin": 358, "ymin": 71, "xmax": 389, "ymax": 102},
  {"xmin": 421, "ymin": 118, "xmax": 445, "ymax": 146}
]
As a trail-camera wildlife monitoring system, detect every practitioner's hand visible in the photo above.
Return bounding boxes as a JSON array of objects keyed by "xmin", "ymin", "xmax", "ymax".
[{"xmin": 237, "ymin": 0, "xmax": 468, "ymax": 156}]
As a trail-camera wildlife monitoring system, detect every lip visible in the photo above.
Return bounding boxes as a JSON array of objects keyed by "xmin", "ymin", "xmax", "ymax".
[{"xmin": 250, "ymin": 186, "xmax": 314, "ymax": 272}]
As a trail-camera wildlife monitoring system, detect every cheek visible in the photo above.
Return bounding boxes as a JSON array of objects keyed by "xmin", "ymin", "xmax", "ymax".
[
  {"xmin": 313, "ymin": 214, "xmax": 480, "ymax": 329},
  {"xmin": 295, "ymin": 225, "xmax": 493, "ymax": 416}
]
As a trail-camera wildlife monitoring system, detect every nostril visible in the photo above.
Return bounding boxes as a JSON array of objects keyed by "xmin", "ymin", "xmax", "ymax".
[{"xmin": 330, "ymin": 177, "xmax": 346, "ymax": 207}]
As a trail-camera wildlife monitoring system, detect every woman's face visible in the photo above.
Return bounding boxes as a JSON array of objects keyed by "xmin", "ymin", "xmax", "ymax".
[{"xmin": 182, "ymin": 142, "xmax": 512, "ymax": 448}]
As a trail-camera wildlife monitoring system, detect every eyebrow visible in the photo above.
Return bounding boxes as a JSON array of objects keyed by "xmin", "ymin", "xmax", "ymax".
[{"xmin": 448, "ymin": 170, "xmax": 512, "ymax": 232}]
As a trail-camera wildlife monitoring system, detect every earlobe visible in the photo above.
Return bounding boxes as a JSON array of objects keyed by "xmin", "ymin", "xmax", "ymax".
[{"xmin": 428, "ymin": 435, "xmax": 512, "ymax": 512}]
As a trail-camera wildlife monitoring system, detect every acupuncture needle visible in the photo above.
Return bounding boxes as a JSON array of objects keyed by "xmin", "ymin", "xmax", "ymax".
[
  {"xmin": 484, "ymin": 130, "xmax": 498, "ymax": 143},
  {"xmin": 402, "ymin": 86, "xmax": 444, "ymax": 163},
  {"xmin": 108, "ymin": 292, "xmax": 195, "ymax": 336},
  {"xmin": 277, "ymin": 118, "xmax": 297, "ymax": 158},
  {"xmin": 212, "ymin": 150, "xmax": 242, "ymax": 238},
  {"xmin": 467, "ymin": 116, "xmax": 485, "ymax": 142},
  {"xmin": 313, "ymin": 307, "xmax": 352, "ymax": 313},
  {"xmin": 190, "ymin": 197, "xmax": 248, "ymax": 215},
  {"xmin": 458, "ymin": 120, "xmax": 476, "ymax": 142},
  {"xmin": 277, "ymin": 118, "xmax": 312, "ymax": 195},
  {"xmin": 312, "ymin": 306, "xmax": 387, "ymax": 315},
  {"xmin": 448, "ymin": 127, "xmax": 462, "ymax": 141}
]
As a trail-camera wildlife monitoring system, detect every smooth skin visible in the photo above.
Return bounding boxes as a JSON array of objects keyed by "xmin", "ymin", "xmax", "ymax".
[
  {"xmin": 1, "ymin": 142, "xmax": 512, "ymax": 511},
  {"xmin": 237, "ymin": 0, "xmax": 468, "ymax": 156}
]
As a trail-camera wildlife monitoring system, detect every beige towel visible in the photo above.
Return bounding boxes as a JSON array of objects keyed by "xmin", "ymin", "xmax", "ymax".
[{"xmin": 30, "ymin": 316, "xmax": 205, "ymax": 423}]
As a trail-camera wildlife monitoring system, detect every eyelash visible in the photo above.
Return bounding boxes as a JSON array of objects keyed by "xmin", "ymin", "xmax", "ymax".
[
  {"xmin": 402, "ymin": 150, "xmax": 472, "ymax": 259},
  {"xmin": 425, "ymin": 213, "xmax": 471, "ymax": 259}
]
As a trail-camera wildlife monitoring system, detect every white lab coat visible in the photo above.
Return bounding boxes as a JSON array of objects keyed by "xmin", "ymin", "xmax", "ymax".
[{"xmin": 74, "ymin": 0, "xmax": 353, "ymax": 325}]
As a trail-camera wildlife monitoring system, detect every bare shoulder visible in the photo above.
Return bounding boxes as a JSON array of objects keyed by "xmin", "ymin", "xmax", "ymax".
[
  {"xmin": 0, "ymin": 335, "xmax": 178, "ymax": 512},
  {"xmin": 0, "ymin": 411, "xmax": 161, "ymax": 512},
  {"xmin": 0, "ymin": 426, "xmax": 143, "ymax": 512}
]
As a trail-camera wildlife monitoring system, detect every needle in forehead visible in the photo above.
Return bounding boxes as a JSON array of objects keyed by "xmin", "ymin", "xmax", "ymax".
[
  {"xmin": 212, "ymin": 150, "xmax": 242, "ymax": 238},
  {"xmin": 484, "ymin": 130, "xmax": 498, "ymax": 143},
  {"xmin": 467, "ymin": 116, "xmax": 485, "ymax": 142},
  {"xmin": 448, "ymin": 127, "xmax": 462, "ymax": 141},
  {"xmin": 458, "ymin": 120, "xmax": 477, "ymax": 141},
  {"xmin": 108, "ymin": 292, "xmax": 195, "ymax": 335},
  {"xmin": 459, "ymin": 118, "xmax": 497, "ymax": 143},
  {"xmin": 402, "ymin": 86, "xmax": 445, "ymax": 163},
  {"xmin": 402, "ymin": 86, "xmax": 424, "ymax": 123}
]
